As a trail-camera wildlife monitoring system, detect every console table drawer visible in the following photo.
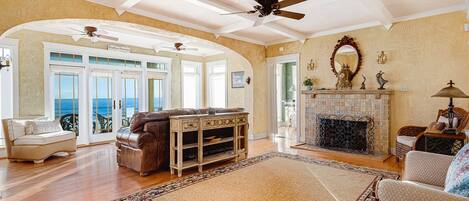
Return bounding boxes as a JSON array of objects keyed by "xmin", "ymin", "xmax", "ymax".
[
  {"xmin": 202, "ymin": 118, "xmax": 236, "ymax": 129},
  {"xmin": 182, "ymin": 120, "xmax": 199, "ymax": 131},
  {"xmin": 236, "ymin": 116, "xmax": 248, "ymax": 124}
]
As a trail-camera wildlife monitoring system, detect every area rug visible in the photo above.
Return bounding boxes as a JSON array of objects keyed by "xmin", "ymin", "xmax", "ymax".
[{"xmin": 117, "ymin": 152, "xmax": 399, "ymax": 201}]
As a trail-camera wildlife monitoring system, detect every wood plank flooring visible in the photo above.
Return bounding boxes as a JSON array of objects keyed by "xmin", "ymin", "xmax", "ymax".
[{"xmin": 0, "ymin": 137, "xmax": 402, "ymax": 201}]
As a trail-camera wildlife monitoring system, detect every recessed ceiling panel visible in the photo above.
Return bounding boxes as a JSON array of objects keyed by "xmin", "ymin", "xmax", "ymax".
[{"xmin": 134, "ymin": 0, "xmax": 242, "ymax": 29}]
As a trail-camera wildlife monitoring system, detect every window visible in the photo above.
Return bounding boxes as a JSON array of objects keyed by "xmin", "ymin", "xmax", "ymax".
[
  {"xmin": 89, "ymin": 56, "xmax": 141, "ymax": 68},
  {"xmin": 91, "ymin": 75, "xmax": 113, "ymax": 134},
  {"xmin": 0, "ymin": 47, "xmax": 12, "ymax": 146},
  {"xmin": 122, "ymin": 78, "xmax": 138, "ymax": 127},
  {"xmin": 207, "ymin": 61, "xmax": 226, "ymax": 108},
  {"xmin": 147, "ymin": 62, "xmax": 167, "ymax": 70},
  {"xmin": 50, "ymin": 52, "xmax": 83, "ymax": 63},
  {"xmin": 148, "ymin": 78, "xmax": 165, "ymax": 112},
  {"xmin": 182, "ymin": 61, "xmax": 201, "ymax": 108},
  {"xmin": 54, "ymin": 73, "xmax": 79, "ymax": 135}
]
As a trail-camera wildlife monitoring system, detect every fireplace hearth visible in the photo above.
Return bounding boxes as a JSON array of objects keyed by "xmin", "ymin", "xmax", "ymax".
[{"xmin": 316, "ymin": 114, "xmax": 374, "ymax": 154}]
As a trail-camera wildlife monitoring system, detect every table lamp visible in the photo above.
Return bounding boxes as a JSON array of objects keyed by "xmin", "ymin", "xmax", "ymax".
[{"xmin": 432, "ymin": 80, "xmax": 469, "ymax": 134}]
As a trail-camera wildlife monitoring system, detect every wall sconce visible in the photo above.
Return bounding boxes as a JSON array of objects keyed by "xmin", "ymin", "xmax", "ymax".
[
  {"xmin": 245, "ymin": 76, "xmax": 251, "ymax": 85},
  {"xmin": 377, "ymin": 51, "xmax": 387, "ymax": 64},
  {"xmin": 0, "ymin": 56, "xmax": 11, "ymax": 70},
  {"xmin": 307, "ymin": 59, "xmax": 316, "ymax": 71}
]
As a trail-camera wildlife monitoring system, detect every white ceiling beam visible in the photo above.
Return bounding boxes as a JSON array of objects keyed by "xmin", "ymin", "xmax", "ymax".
[
  {"xmin": 357, "ymin": 0, "xmax": 394, "ymax": 30},
  {"xmin": 264, "ymin": 23, "xmax": 306, "ymax": 43},
  {"xmin": 195, "ymin": 0, "xmax": 306, "ymax": 42},
  {"xmin": 115, "ymin": 0, "xmax": 143, "ymax": 16}
]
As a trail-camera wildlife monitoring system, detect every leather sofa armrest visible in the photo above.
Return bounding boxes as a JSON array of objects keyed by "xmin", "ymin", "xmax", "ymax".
[
  {"xmin": 404, "ymin": 151, "xmax": 453, "ymax": 187},
  {"xmin": 378, "ymin": 179, "xmax": 468, "ymax": 201},
  {"xmin": 117, "ymin": 127, "xmax": 156, "ymax": 149}
]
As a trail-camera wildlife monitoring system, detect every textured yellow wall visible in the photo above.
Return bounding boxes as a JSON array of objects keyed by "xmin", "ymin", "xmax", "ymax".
[
  {"xmin": 0, "ymin": 0, "xmax": 267, "ymax": 135},
  {"xmin": 266, "ymin": 11, "xmax": 469, "ymax": 148}
]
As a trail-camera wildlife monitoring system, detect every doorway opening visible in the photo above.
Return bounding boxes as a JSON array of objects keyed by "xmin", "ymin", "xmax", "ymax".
[
  {"xmin": 268, "ymin": 53, "xmax": 300, "ymax": 144},
  {"xmin": 275, "ymin": 62, "xmax": 297, "ymax": 139}
]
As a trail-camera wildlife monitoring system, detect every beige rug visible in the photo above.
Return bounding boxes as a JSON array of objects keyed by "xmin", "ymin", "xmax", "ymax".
[{"xmin": 118, "ymin": 152, "xmax": 398, "ymax": 201}]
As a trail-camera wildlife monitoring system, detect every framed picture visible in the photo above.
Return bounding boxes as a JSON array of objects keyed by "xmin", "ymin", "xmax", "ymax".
[{"xmin": 231, "ymin": 71, "xmax": 244, "ymax": 88}]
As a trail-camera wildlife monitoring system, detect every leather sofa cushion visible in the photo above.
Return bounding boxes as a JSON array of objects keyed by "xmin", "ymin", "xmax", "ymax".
[
  {"xmin": 129, "ymin": 108, "xmax": 244, "ymax": 133},
  {"xmin": 14, "ymin": 130, "xmax": 75, "ymax": 145}
]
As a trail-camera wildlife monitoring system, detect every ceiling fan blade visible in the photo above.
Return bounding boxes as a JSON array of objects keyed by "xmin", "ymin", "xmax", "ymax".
[
  {"xmin": 220, "ymin": 11, "xmax": 252, "ymax": 15},
  {"xmin": 97, "ymin": 34, "xmax": 119, "ymax": 41},
  {"xmin": 274, "ymin": 10, "xmax": 305, "ymax": 20},
  {"xmin": 273, "ymin": 0, "xmax": 306, "ymax": 9},
  {"xmin": 253, "ymin": 17, "xmax": 264, "ymax": 26}
]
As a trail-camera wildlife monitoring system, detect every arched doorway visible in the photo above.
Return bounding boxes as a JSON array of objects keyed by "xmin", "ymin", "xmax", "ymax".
[{"xmin": 2, "ymin": 19, "xmax": 254, "ymax": 145}]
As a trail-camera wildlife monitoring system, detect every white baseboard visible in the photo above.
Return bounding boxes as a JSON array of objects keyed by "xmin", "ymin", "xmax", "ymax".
[{"xmin": 249, "ymin": 132, "xmax": 268, "ymax": 140}]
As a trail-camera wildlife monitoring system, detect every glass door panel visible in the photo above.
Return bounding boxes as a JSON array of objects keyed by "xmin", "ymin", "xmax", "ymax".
[
  {"xmin": 148, "ymin": 78, "xmax": 164, "ymax": 112},
  {"xmin": 121, "ymin": 77, "xmax": 138, "ymax": 127},
  {"xmin": 91, "ymin": 75, "xmax": 113, "ymax": 135},
  {"xmin": 54, "ymin": 73, "xmax": 79, "ymax": 135}
]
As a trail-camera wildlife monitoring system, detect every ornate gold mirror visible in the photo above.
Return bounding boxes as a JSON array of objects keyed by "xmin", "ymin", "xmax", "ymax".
[{"xmin": 330, "ymin": 36, "xmax": 362, "ymax": 81}]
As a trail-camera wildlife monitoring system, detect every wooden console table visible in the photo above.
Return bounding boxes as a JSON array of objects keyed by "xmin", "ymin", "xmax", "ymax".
[{"xmin": 169, "ymin": 112, "xmax": 249, "ymax": 177}]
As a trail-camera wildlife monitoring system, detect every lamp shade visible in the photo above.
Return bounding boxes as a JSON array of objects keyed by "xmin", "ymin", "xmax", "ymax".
[{"xmin": 432, "ymin": 81, "xmax": 469, "ymax": 98}]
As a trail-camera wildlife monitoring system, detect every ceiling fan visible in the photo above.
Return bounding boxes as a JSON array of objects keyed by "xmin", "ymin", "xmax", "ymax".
[
  {"xmin": 71, "ymin": 26, "xmax": 119, "ymax": 42},
  {"xmin": 163, "ymin": 43, "xmax": 198, "ymax": 51},
  {"xmin": 221, "ymin": 0, "xmax": 306, "ymax": 26}
]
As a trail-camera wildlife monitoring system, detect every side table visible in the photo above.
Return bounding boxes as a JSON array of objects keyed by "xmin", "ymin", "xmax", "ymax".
[{"xmin": 423, "ymin": 131, "xmax": 466, "ymax": 155}]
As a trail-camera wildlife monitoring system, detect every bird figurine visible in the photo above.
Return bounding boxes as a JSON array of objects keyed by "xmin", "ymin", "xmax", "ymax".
[
  {"xmin": 376, "ymin": 71, "xmax": 388, "ymax": 90},
  {"xmin": 360, "ymin": 75, "xmax": 366, "ymax": 90}
]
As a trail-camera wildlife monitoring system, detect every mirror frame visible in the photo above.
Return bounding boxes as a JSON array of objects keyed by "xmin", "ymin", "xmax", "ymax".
[{"xmin": 330, "ymin": 36, "xmax": 362, "ymax": 80}]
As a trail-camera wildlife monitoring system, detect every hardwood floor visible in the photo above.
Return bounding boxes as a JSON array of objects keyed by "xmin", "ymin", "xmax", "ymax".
[{"xmin": 0, "ymin": 137, "xmax": 402, "ymax": 201}]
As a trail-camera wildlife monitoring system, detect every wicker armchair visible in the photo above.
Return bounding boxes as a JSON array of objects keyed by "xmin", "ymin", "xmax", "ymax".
[{"xmin": 395, "ymin": 107, "xmax": 469, "ymax": 161}]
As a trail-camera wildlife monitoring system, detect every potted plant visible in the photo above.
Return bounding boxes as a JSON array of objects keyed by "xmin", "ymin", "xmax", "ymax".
[{"xmin": 303, "ymin": 77, "xmax": 314, "ymax": 90}]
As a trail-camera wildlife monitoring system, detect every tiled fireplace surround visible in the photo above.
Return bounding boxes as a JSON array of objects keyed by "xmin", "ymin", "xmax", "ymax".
[{"xmin": 303, "ymin": 90, "xmax": 393, "ymax": 155}]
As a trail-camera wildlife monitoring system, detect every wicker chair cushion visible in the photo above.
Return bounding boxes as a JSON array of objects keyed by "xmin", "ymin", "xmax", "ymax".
[
  {"xmin": 438, "ymin": 116, "xmax": 459, "ymax": 128},
  {"xmin": 445, "ymin": 143, "xmax": 469, "ymax": 197},
  {"xmin": 397, "ymin": 136, "xmax": 417, "ymax": 147}
]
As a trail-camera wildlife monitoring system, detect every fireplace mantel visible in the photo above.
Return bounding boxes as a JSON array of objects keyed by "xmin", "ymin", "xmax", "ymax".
[{"xmin": 302, "ymin": 89, "xmax": 393, "ymax": 99}]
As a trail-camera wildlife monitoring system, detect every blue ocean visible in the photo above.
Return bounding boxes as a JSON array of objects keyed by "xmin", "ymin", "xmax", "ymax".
[{"xmin": 54, "ymin": 98, "xmax": 164, "ymax": 119}]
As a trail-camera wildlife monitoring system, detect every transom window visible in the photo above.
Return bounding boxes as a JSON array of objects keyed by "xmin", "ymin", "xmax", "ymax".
[
  {"xmin": 50, "ymin": 52, "xmax": 83, "ymax": 63},
  {"xmin": 89, "ymin": 56, "xmax": 141, "ymax": 68}
]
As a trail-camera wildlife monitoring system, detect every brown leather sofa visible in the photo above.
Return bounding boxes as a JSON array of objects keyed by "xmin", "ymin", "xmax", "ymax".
[{"xmin": 116, "ymin": 108, "xmax": 244, "ymax": 176}]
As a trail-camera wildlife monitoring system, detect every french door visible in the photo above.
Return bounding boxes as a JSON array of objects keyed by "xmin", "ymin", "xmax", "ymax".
[{"xmin": 89, "ymin": 70, "xmax": 140, "ymax": 143}]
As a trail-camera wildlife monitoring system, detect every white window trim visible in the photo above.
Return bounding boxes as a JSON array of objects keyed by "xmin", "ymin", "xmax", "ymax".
[
  {"xmin": 181, "ymin": 60, "xmax": 202, "ymax": 109},
  {"xmin": 43, "ymin": 42, "xmax": 172, "ymax": 145},
  {"xmin": 0, "ymin": 38, "xmax": 19, "ymax": 118},
  {"xmin": 206, "ymin": 60, "xmax": 227, "ymax": 108}
]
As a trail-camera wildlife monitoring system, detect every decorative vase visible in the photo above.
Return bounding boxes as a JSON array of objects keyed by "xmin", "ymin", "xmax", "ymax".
[{"xmin": 305, "ymin": 85, "xmax": 313, "ymax": 91}]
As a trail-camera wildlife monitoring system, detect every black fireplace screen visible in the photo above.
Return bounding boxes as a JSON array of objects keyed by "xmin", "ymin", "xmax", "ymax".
[{"xmin": 316, "ymin": 115, "xmax": 374, "ymax": 154}]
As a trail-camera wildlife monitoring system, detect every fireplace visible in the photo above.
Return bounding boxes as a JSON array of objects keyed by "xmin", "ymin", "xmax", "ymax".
[
  {"xmin": 316, "ymin": 114, "xmax": 374, "ymax": 154},
  {"xmin": 302, "ymin": 90, "xmax": 392, "ymax": 155}
]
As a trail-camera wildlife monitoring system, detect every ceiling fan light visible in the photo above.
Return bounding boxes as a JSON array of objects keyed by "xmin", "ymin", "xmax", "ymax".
[{"xmin": 91, "ymin": 36, "xmax": 99, "ymax": 43}]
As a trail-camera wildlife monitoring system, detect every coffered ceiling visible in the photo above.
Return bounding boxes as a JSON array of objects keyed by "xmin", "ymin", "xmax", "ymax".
[{"xmin": 88, "ymin": 0, "xmax": 468, "ymax": 45}]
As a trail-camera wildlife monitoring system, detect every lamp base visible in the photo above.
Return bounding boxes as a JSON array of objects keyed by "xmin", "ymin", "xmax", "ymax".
[{"xmin": 442, "ymin": 128, "xmax": 458, "ymax": 134}]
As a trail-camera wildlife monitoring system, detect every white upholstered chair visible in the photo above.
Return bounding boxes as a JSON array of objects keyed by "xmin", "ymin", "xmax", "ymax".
[
  {"xmin": 1, "ymin": 118, "xmax": 77, "ymax": 163},
  {"xmin": 378, "ymin": 151, "xmax": 469, "ymax": 201}
]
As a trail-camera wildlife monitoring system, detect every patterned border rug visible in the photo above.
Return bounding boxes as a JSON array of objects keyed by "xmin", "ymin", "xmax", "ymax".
[{"xmin": 117, "ymin": 152, "xmax": 399, "ymax": 201}]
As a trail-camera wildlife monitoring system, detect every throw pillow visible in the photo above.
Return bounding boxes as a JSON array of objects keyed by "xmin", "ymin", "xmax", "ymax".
[
  {"xmin": 445, "ymin": 143, "xmax": 469, "ymax": 197},
  {"xmin": 10, "ymin": 120, "xmax": 28, "ymax": 140},
  {"xmin": 25, "ymin": 120, "xmax": 63, "ymax": 135},
  {"xmin": 438, "ymin": 116, "xmax": 459, "ymax": 128},
  {"xmin": 426, "ymin": 122, "xmax": 446, "ymax": 132}
]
